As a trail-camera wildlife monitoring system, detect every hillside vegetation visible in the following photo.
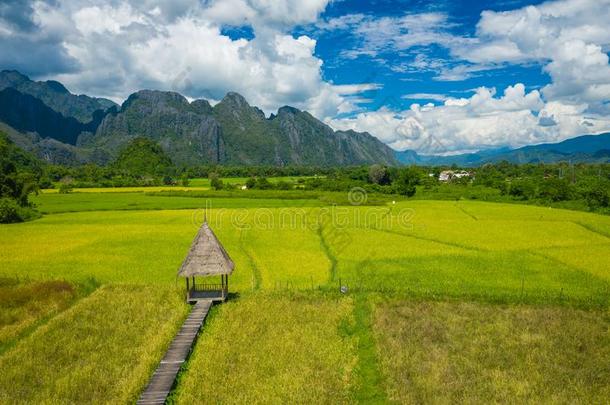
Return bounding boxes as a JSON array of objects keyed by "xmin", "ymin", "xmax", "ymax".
[
  {"xmin": 0, "ymin": 131, "xmax": 41, "ymax": 222},
  {"xmin": 112, "ymin": 137, "xmax": 174, "ymax": 177}
]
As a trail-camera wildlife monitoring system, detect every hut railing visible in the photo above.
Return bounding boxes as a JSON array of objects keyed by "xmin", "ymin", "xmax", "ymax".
[{"xmin": 190, "ymin": 283, "xmax": 226, "ymax": 292}]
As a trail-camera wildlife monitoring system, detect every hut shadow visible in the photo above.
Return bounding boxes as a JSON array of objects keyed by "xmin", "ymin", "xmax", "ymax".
[{"xmin": 226, "ymin": 291, "xmax": 241, "ymax": 301}]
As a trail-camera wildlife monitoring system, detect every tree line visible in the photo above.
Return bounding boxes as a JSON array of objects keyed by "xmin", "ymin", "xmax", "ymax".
[{"xmin": 2, "ymin": 133, "xmax": 609, "ymax": 222}]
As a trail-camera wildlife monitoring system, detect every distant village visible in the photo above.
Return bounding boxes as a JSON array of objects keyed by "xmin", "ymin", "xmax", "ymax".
[{"xmin": 435, "ymin": 170, "xmax": 473, "ymax": 182}]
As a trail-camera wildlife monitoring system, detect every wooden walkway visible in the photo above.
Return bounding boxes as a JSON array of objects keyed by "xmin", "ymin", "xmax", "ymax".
[{"xmin": 137, "ymin": 300, "xmax": 213, "ymax": 405}]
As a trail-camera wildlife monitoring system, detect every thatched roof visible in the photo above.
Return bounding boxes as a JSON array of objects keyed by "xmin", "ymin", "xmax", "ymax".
[{"xmin": 177, "ymin": 222, "xmax": 235, "ymax": 277}]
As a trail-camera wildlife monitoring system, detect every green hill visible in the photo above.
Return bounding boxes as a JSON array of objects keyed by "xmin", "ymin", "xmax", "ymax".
[{"xmin": 112, "ymin": 137, "xmax": 173, "ymax": 176}]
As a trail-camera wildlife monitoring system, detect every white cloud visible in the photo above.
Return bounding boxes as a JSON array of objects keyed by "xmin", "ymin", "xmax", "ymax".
[
  {"xmin": 324, "ymin": 0, "xmax": 610, "ymax": 152},
  {"xmin": 329, "ymin": 83, "xmax": 610, "ymax": 153},
  {"xmin": 16, "ymin": 0, "xmax": 377, "ymax": 120},
  {"xmin": 458, "ymin": 0, "xmax": 610, "ymax": 108},
  {"xmin": 333, "ymin": 83, "xmax": 382, "ymax": 95},
  {"xmin": 322, "ymin": 12, "xmax": 493, "ymax": 81},
  {"xmin": 335, "ymin": 12, "xmax": 471, "ymax": 61},
  {"xmin": 203, "ymin": 0, "xmax": 329, "ymax": 29},
  {"xmin": 315, "ymin": 13, "xmax": 365, "ymax": 31},
  {"xmin": 402, "ymin": 93, "xmax": 448, "ymax": 102},
  {"xmin": 72, "ymin": 4, "xmax": 144, "ymax": 35},
  {"xmin": 327, "ymin": 0, "xmax": 610, "ymax": 101}
]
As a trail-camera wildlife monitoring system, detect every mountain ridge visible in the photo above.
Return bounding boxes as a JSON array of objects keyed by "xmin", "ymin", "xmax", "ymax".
[
  {"xmin": 3, "ymin": 69, "xmax": 607, "ymax": 167},
  {"xmin": 0, "ymin": 71, "xmax": 397, "ymax": 166},
  {"xmin": 395, "ymin": 133, "xmax": 610, "ymax": 166},
  {"xmin": 0, "ymin": 70, "xmax": 117, "ymax": 123}
]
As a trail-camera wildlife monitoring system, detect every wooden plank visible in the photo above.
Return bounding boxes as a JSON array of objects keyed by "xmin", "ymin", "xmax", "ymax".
[{"xmin": 137, "ymin": 300, "xmax": 212, "ymax": 405}]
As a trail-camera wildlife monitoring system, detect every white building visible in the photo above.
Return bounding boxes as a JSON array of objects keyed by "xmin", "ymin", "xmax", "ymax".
[{"xmin": 438, "ymin": 170, "xmax": 471, "ymax": 182}]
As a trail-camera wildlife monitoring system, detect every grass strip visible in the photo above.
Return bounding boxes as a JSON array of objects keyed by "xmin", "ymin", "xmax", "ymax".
[{"xmin": 338, "ymin": 294, "xmax": 388, "ymax": 403}]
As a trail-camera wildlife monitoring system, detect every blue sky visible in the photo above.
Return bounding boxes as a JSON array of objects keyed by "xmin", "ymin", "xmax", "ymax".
[
  {"xmin": 308, "ymin": 0, "xmax": 550, "ymax": 111},
  {"xmin": 1, "ymin": 0, "xmax": 609, "ymax": 153}
]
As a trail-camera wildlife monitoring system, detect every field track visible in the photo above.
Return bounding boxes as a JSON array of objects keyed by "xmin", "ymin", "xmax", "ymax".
[{"xmin": 138, "ymin": 300, "xmax": 212, "ymax": 405}]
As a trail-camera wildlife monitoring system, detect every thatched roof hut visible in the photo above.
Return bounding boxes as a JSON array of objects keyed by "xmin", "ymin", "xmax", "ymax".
[{"xmin": 178, "ymin": 221, "xmax": 234, "ymax": 302}]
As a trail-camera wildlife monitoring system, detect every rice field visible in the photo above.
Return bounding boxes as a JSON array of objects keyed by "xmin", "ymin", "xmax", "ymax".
[
  {"xmin": 0, "ymin": 278, "xmax": 81, "ymax": 352},
  {"xmin": 174, "ymin": 293, "xmax": 357, "ymax": 404},
  {"xmin": 0, "ymin": 285, "xmax": 188, "ymax": 403},
  {"xmin": 40, "ymin": 185, "xmax": 209, "ymax": 193},
  {"xmin": 374, "ymin": 300, "xmax": 610, "ymax": 404},
  {"xmin": 1, "ymin": 191, "xmax": 609, "ymax": 402},
  {"xmin": 31, "ymin": 191, "xmax": 322, "ymax": 214}
]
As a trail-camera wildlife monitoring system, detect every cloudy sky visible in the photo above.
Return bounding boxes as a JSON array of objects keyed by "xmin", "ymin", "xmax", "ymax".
[{"xmin": 1, "ymin": 0, "xmax": 610, "ymax": 154}]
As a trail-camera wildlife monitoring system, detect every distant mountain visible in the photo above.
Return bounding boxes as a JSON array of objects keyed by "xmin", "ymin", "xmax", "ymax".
[
  {"xmin": 0, "ymin": 70, "xmax": 116, "ymax": 123},
  {"xmin": 268, "ymin": 104, "xmax": 396, "ymax": 166},
  {"xmin": 0, "ymin": 87, "xmax": 105, "ymax": 144},
  {"xmin": 88, "ymin": 90, "xmax": 226, "ymax": 166},
  {"xmin": 85, "ymin": 90, "xmax": 397, "ymax": 166},
  {"xmin": 515, "ymin": 134, "xmax": 610, "ymax": 155},
  {"xmin": 396, "ymin": 133, "xmax": 610, "ymax": 166},
  {"xmin": 0, "ymin": 122, "xmax": 105, "ymax": 166},
  {"xmin": 0, "ymin": 70, "xmax": 396, "ymax": 166}
]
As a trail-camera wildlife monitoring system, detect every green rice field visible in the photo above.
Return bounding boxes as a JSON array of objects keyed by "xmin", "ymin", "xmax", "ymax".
[{"xmin": 1, "ymin": 189, "xmax": 609, "ymax": 402}]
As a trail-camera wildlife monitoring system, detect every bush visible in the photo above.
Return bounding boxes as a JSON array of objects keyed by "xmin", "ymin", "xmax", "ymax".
[
  {"xmin": 0, "ymin": 198, "xmax": 38, "ymax": 223},
  {"xmin": 38, "ymin": 177, "xmax": 54, "ymax": 189},
  {"xmin": 256, "ymin": 177, "xmax": 273, "ymax": 190},
  {"xmin": 583, "ymin": 180, "xmax": 610, "ymax": 209},
  {"xmin": 58, "ymin": 183, "xmax": 73, "ymax": 194},
  {"xmin": 275, "ymin": 181, "xmax": 292, "ymax": 190},
  {"xmin": 392, "ymin": 168, "xmax": 420, "ymax": 197},
  {"xmin": 368, "ymin": 164, "xmax": 390, "ymax": 185},
  {"xmin": 0, "ymin": 198, "xmax": 21, "ymax": 223},
  {"xmin": 539, "ymin": 178, "xmax": 572, "ymax": 202},
  {"xmin": 162, "ymin": 176, "xmax": 175, "ymax": 185},
  {"xmin": 508, "ymin": 179, "xmax": 536, "ymax": 200},
  {"xmin": 209, "ymin": 172, "xmax": 223, "ymax": 190},
  {"xmin": 245, "ymin": 177, "xmax": 256, "ymax": 189}
]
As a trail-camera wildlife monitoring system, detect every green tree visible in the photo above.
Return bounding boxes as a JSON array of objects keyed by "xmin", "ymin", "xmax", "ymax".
[
  {"xmin": 508, "ymin": 179, "xmax": 536, "ymax": 200},
  {"xmin": 0, "ymin": 132, "xmax": 41, "ymax": 222},
  {"xmin": 180, "ymin": 174, "xmax": 190, "ymax": 187},
  {"xmin": 275, "ymin": 180, "xmax": 291, "ymax": 190},
  {"xmin": 256, "ymin": 177, "xmax": 273, "ymax": 190},
  {"xmin": 58, "ymin": 182, "xmax": 73, "ymax": 194},
  {"xmin": 393, "ymin": 167, "xmax": 420, "ymax": 197},
  {"xmin": 209, "ymin": 172, "xmax": 223, "ymax": 190},
  {"xmin": 474, "ymin": 164, "xmax": 505, "ymax": 188},
  {"xmin": 583, "ymin": 179, "xmax": 610, "ymax": 209},
  {"xmin": 368, "ymin": 164, "xmax": 390, "ymax": 185},
  {"xmin": 0, "ymin": 198, "xmax": 21, "ymax": 223},
  {"xmin": 245, "ymin": 177, "xmax": 256, "ymax": 189},
  {"xmin": 539, "ymin": 177, "xmax": 572, "ymax": 202},
  {"xmin": 421, "ymin": 174, "xmax": 436, "ymax": 190}
]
